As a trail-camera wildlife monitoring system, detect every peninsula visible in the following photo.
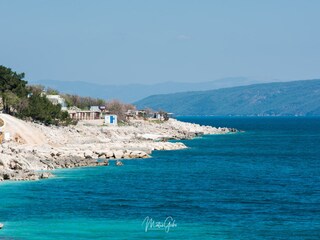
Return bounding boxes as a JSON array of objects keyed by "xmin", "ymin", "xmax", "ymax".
[{"xmin": 0, "ymin": 113, "xmax": 234, "ymax": 181}]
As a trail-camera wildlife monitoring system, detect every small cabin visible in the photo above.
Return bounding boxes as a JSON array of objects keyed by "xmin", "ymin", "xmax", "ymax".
[
  {"xmin": 105, "ymin": 115, "xmax": 117, "ymax": 125},
  {"xmin": 68, "ymin": 106, "xmax": 102, "ymax": 121}
]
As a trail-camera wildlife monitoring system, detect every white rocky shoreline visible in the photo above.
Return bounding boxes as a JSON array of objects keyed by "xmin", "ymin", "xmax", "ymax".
[{"xmin": 0, "ymin": 115, "xmax": 237, "ymax": 181}]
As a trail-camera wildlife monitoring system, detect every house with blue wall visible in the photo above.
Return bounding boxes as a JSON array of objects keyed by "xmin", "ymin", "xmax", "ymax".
[{"xmin": 104, "ymin": 115, "xmax": 117, "ymax": 125}]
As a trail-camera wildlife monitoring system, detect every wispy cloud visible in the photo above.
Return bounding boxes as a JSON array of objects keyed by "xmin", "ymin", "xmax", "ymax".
[{"xmin": 177, "ymin": 34, "xmax": 191, "ymax": 40}]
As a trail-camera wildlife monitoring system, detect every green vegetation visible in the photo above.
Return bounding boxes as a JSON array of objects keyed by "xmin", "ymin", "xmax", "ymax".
[
  {"xmin": 20, "ymin": 93, "xmax": 73, "ymax": 125},
  {"xmin": 27, "ymin": 84, "xmax": 136, "ymax": 122},
  {"xmin": 135, "ymin": 79, "xmax": 320, "ymax": 116},
  {"xmin": 28, "ymin": 84, "xmax": 108, "ymax": 110},
  {"xmin": 0, "ymin": 65, "xmax": 73, "ymax": 125},
  {"xmin": 149, "ymin": 119, "xmax": 163, "ymax": 124},
  {"xmin": 0, "ymin": 66, "xmax": 28, "ymax": 114},
  {"xmin": 62, "ymin": 94, "xmax": 107, "ymax": 110}
]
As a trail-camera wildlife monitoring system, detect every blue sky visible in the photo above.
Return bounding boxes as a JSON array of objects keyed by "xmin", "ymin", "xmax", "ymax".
[{"xmin": 0, "ymin": 0, "xmax": 320, "ymax": 85}]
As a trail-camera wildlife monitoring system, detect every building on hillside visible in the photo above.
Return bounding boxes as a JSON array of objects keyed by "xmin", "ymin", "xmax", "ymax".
[
  {"xmin": 89, "ymin": 106, "xmax": 101, "ymax": 112},
  {"xmin": 125, "ymin": 109, "xmax": 172, "ymax": 121},
  {"xmin": 125, "ymin": 110, "xmax": 135, "ymax": 120},
  {"xmin": 99, "ymin": 106, "xmax": 107, "ymax": 112},
  {"xmin": 46, "ymin": 95, "xmax": 68, "ymax": 111},
  {"xmin": 68, "ymin": 106, "xmax": 102, "ymax": 121},
  {"xmin": 90, "ymin": 106, "xmax": 109, "ymax": 114},
  {"xmin": 126, "ymin": 110, "xmax": 147, "ymax": 119},
  {"xmin": 149, "ymin": 112, "xmax": 170, "ymax": 121},
  {"xmin": 104, "ymin": 115, "xmax": 117, "ymax": 125},
  {"xmin": 153, "ymin": 112, "xmax": 163, "ymax": 120}
]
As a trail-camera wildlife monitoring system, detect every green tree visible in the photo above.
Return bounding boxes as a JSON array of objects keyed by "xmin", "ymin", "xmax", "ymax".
[
  {"xmin": 2, "ymin": 91, "xmax": 20, "ymax": 112},
  {"xmin": 46, "ymin": 87, "xmax": 59, "ymax": 95},
  {"xmin": 28, "ymin": 85, "xmax": 45, "ymax": 95},
  {"xmin": 0, "ymin": 65, "xmax": 28, "ymax": 113},
  {"xmin": 20, "ymin": 93, "xmax": 72, "ymax": 125},
  {"xmin": 0, "ymin": 66, "xmax": 73, "ymax": 125}
]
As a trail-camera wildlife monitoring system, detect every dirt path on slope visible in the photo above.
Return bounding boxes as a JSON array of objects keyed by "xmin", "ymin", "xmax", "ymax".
[{"xmin": 0, "ymin": 114, "xmax": 47, "ymax": 145}]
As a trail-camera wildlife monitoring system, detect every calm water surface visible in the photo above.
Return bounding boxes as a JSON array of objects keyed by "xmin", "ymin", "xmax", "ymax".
[{"xmin": 0, "ymin": 117, "xmax": 320, "ymax": 239}]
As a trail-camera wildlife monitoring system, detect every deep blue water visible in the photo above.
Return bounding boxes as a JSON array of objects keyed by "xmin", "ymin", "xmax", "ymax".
[{"xmin": 1, "ymin": 117, "xmax": 320, "ymax": 239}]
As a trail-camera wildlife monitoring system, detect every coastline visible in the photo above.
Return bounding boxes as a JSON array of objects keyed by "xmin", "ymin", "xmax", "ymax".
[{"xmin": 0, "ymin": 114, "xmax": 236, "ymax": 181}]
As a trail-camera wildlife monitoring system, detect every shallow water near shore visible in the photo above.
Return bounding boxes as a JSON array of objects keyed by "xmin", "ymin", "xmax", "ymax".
[{"xmin": 1, "ymin": 117, "xmax": 320, "ymax": 239}]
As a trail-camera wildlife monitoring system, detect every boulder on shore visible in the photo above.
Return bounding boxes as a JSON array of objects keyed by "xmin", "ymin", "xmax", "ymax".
[
  {"xmin": 113, "ymin": 150, "xmax": 124, "ymax": 159},
  {"xmin": 116, "ymin": 160, "xmax": 124, "ymax": 166}
]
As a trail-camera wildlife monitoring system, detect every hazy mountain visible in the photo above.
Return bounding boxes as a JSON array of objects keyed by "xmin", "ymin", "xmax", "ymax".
[
  {"xmin": 134, "ymin": 79, "xmax": 320, "ymax": 116},
  {"xmin": 29, "ymin": 77, "xmax": 265, "ymax": 103}
]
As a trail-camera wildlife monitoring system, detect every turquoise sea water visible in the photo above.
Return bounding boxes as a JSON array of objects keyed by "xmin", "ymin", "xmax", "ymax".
[{"xmin": 1, "ymin": 117, "xmax": 320, "ymax": 239}]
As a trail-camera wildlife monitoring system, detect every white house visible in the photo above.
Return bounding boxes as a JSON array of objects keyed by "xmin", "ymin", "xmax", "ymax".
[
  {"xmin": 104, "ymin": 115, "xmax": 117, "ymax": 125},
  {"xmin": 46, "ymin": 95, "xmax": 68, "ymax": 111}
]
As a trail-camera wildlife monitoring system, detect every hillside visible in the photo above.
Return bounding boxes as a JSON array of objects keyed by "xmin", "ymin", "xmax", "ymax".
[
  {"xmin": 135, "ymin": 79, "xmax": 320, "ymax": 116},
  {"xmin": 30, "ymin": 77, "xmax": 263, "ymax": 103}
]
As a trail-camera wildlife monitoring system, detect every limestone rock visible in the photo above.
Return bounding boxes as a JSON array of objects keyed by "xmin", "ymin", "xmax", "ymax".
[
  {"xmin": 40, "ymin": 172, "xmax": 52, "ymax": 179},
  {"xmin": 116, "ymin": 160, "xmax": 124, "ymax": 166},
  {"xmin": 105, "ymin": 150, "xmax": 114, "ymax": 158},
  {"xmin": 84, "ymin": 150, "xmax": 93, "ymax": 159},
  {"xmin": 113, "ymin": 150, "xmax": 124, "ymax": 159}
]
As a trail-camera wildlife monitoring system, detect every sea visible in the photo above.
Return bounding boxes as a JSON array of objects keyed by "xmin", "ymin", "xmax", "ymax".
[{"xmin": 0, "ymin": 117, "xmax": 320, "ymax": 240}]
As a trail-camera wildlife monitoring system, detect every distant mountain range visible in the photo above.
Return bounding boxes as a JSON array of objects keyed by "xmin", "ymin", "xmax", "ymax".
[
  {"xmin": 134, "ymin": 79, "xmax": 320, "ymax": 116},
  {"xmin": 29, "ymin": 77, "xmax": 265, "ymax": 103}
]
